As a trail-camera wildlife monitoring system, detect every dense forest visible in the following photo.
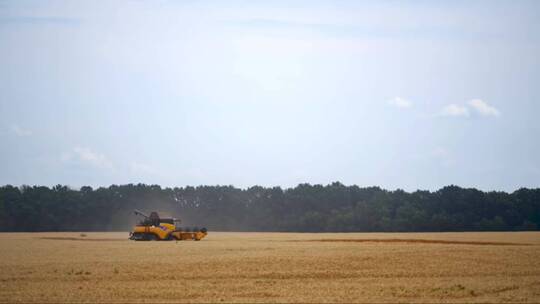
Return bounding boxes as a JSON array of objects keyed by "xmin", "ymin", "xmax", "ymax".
[{"xmin": 0, "ymin": 183, "xmax": 539, "ymax": 232}]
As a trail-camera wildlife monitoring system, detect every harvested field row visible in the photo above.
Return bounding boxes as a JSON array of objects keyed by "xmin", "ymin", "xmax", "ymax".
[
  {"xmin": 299, "ymin": 238, "xmax": 533, "ymax": 246},
  {"xmin": 38, "ymin": 237, "xmax": 125, "ymax": 242},
  {"xmin": 39, "ymin": 236, "xmax": 533, "ymax": 246}
]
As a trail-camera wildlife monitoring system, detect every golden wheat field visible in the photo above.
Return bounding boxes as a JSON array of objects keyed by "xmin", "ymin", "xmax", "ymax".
[{"xmin": 0, "ymin": 232, "xmax": 539, "ymax": 303}]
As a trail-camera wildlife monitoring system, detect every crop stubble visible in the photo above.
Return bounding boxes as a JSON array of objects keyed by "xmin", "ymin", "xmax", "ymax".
[{"xmin": 0, "ymin": 232, "xmax": 539, "ymax": 303}]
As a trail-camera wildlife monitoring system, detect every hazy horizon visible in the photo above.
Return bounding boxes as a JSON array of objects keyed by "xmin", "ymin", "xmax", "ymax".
[{"xmin": 1, "ymin": 0, "xmax": 539, "ymax": 192}]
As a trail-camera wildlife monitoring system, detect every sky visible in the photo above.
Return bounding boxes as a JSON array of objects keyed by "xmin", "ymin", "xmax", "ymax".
[{"xmin": 1, "ymin": 0, "xmax": 539, "ymax": 192}]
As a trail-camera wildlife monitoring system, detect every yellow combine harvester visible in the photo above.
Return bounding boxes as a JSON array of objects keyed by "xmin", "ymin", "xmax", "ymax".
[{"xmin": 129, "ymin": 210, "xmax": 207, "ymax": 241}]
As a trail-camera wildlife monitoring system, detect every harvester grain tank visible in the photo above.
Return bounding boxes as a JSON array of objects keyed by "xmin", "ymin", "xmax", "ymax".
[{"xmin": 129, "ymin": 209, "xmax": 207, "ymax": 241}]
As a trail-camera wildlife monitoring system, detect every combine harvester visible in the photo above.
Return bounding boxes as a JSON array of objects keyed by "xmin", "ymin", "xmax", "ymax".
[{"xmin": 129, "ymin": 209, "xmax": 207, "ymax": 241}]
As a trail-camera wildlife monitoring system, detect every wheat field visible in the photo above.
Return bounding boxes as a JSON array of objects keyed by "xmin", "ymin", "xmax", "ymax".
[{"xmin": 0, "ymin": 232, "xmax": 539, "ymax": 303}]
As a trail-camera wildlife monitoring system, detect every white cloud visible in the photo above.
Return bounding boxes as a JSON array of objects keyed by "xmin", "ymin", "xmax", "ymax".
[
  {"xmin": 439, "ymin": 99, "xmax": 500, "ymax": 118},
  {"xmin": 66, "ymin": 147, "xmax": 114, "ymax": 170},
  {"xmin": 468, "ymin": 99, "xmax": 500, "ymax": 117},
  {"xmin": 388, "ymin": 97, "xmax": 412, "ymax": 108},
  {"xmin": 10, "ymin": 124, "xmax": 32, "ymax": 136},
  {"xmin": 440, "ymin": 104, "xmax": 470, "ymax": 117}
]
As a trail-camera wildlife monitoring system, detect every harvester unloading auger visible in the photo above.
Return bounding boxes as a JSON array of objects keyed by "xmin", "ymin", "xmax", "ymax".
[{"xmin": 129, "ymin": 210, "xmax": 208, "ymax": 241}]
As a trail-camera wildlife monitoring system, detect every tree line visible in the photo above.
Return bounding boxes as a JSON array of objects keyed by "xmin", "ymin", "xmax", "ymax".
[{"xmin": 0, "ymin": 183, "xmax": 538, "ymax": 232}]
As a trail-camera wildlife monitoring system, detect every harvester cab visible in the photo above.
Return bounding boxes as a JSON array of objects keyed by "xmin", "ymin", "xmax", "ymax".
[{"xmin": 129, "ymin": 209, "xmax": 207, "ymax": 241}]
